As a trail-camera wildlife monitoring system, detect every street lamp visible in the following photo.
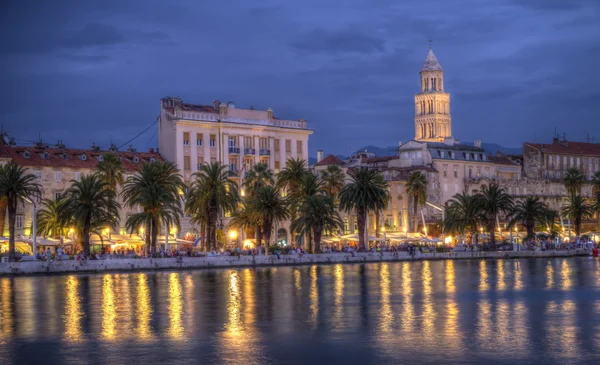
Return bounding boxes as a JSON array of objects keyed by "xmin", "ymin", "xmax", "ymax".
[{"xmin": 23, "ymin": 197, "xmax": 37, "ymax": 260}]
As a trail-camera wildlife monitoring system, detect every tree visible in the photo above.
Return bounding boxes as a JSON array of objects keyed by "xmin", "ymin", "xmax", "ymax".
[
  {"xmin": 61, "ymin": 174, "xmax": 120, "ymax": 255},
  {"xmin": 536, "ymin": 208, "xmax": 561, "ymax": 239},
  {"xmin": 443, "ymin": 193, "xmax": 483, "ymax": 243},
  {"xmin": 564, "ymin": 167, "xmax": 585, "ymax": 199},
  {"xmin": 320, "ymin": 165, "xmax": 345, "ymax": 199},
  {"xmin": 508, "ymin": 196, "xmax": 547, "ymax": 240},
  {"xmin": 243, "ymin": 163, "xmax": 274, "ymax": 195},
  {"xmin": 592, "ymin": 171, "xmax": 600, "ymax": 229},
  {"xmin": 122, "ymin": 161, "xmax": 184, "ymax": 255},
  {"xmin": 97, "ymin": 153, "xmax": 125, "ymax": 192},
  {"xmin": 0, "ymin": 164, "xmax": 41, "ymax": 261},
  {"xmin": 291, "ymin": 194, "xmax": 342, "ymax": 253},
  {"xmin": 37, "ymin": 198, "xmax": 68, "ymax": 238},
  {"xmin": 276, "ymin": 158, "xmax": 308, "ymax": 247},
  {"xmin": 185, "ymin": 162, "xmax": 238, "ymax": 251},
  {"xmin": 561, "ymin": 195, "xmax": 593, "ymax": 237},
  {"xmin": 290, "ymin": 172, "xmax": 326, "ymax": 252},
  {"xmin": 0, "ymin": 195, "xmax": 7, "ymax": 237},
  {"xmin": 477, "ymin": 183, "xmax": 513, "ymax": 244},
  {"xmin": 246, "ymin": 185, "xmax": 289, "ymax": 253},
  {"xmin": 406, "ymin": 171, "xmax": 428, "ymax": 233},
  {"xmin": 339, "ymin": 168, "xmax": 389, "ymax": 251}
]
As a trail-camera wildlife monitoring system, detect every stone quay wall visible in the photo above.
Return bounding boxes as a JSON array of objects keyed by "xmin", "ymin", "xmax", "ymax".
[{"xmin": 0, "ymin": 250, "xmax": 589, "ymax": 276}]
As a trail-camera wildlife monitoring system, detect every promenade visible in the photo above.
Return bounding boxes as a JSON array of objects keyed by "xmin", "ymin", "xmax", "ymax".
[{"xmin": 0, "ymin": 249, "xmax": 590, "ymax": 276}]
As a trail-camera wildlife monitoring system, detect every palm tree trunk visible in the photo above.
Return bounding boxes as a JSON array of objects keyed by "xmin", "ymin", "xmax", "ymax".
[
  {"xmin": 200, "ymin": 223, "xmax": 206, "ymax": 251},
  {"xmin": 375, "ymin": 209, "xmax": 381, "ymax": 237},
  {"xmin": 263, "ymin": 221, "xmax": 272, "ymax": 255},
  {"xmin": 413, "ymin": 198, "xmax": 419, "ymax": 233},
  {"xmin": 0, "ymin": 196, "xmax": 7, "ymax": 237},
  {"xmin": 526, "ymin": 218, "xmax": 535, "ymax": 239},
  {"xmin": 144, "ymin": 221, "xmax": 151, "ymax": 255},
  {"xmin": 151, "ymin": 217, "xmax": 158, "ymax": 255},
  {"xmin": 290, "ymin": 210, "xmax": 297, "ymax": 247},
  {"xmin": 313, "ymin": 226, "xmax": 322, "ymax": 253},
  {"xmin": 575, "ymin": 216, "xmax": 581, "ymax": 237},
  {"xmin": 83, "ymin": 214, "xmax": 91, "ymax": 256},
  {"xmin": 256, "ymin": 225, "xmax": 263, "ymax": 253},
  {"xmin": 357, "ymin": 208, "xmax": 366, "ymax": 252},
  {"xmin": 489, "ymin": 216, "xmax": 496, "ymax": 245},
  {"xmin": 7, "ymin": 198, "xmax": 16, "ymax": 262},
  {"xmin": 209, "ymin": 204, "xmax": 218, "ymax": 251}
]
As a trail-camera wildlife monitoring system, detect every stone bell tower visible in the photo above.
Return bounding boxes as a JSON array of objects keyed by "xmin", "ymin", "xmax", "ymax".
[{"xmin": 414, "ymin": 45, "xmax": 452, "ymax": 142}]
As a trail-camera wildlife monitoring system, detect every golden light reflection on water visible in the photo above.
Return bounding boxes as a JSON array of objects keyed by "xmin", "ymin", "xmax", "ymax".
[
  {"xmin": 378, "ymin": 263, "xmax": 392, "ymax": 335},
  {"xmin": 546, "ymin": 300, "xmax": 578, "ymax": 359},
  {"xmin": 117, "ymin": 275, "xmax": 133, "ymax": 337},
  {"xmin": 514, "ymin": 261, "xmax": 523, "ymax": 290},
  {"xmin": 479, "ymin": 260, "xmax": 489, "ymax": 291},
  {"xmin": 496, "ymin": 300, "xmax": 510, "ymax": 350},
  {"xmin": 64, "ymin": 276, "xmax": 82, "ymax": 342},
  {"xmin": 0, "ymin": 278, "xmax": 13, "ymax": 339},
  {"xmin": 184, "ymin": 275, "xmax": 195, "ymax": 334},
  {"xmin": 401, "ymin": 262, "xmax": 414, "ymax": 334},
  {"xmin": 546, "ymin": 261, "xmax": 555, "ymax": 289},
  {"xmin": 309, "ymin": 266, "xmax": 319, "ymax": 328},
  {"xmin": 101, "ymin": 275, "xmax": 116, "ymax": 341},
  {"xmin": 136, "ymin": 274, "xmax": 153, "ymax": 341},
  {"xmin": 477, "ymin": 299, "xmax": 492, "ymax": 348},
  {"xmin": 226, "ymin": 271, "xmax": 242, "ymax": 335},
  {"xmin": 168, "ymin": 273, "xmax": 184, "ymax": 339},
  {"xmin": 18, "ymin": 279, "xmax": 35, "ymax": 338},
  {"xmin": 422, "ymin": 261, "xmax": 435, "ymax": 339},
  {"xmin": 293, "ymin": 269, "xmax": 301, "ymax": 292},
  {"xmin": 512, "ymin": 301, "xmax": 529, "ymax": 355},
  {"xmin": 332, "ymin": 264, "xmax": 344, "ymax": 331},
  {"xmin": 243, "ymin": 269, "xmax": 255, "ymax": 328},
  {"xmin": 497, "ymin": 260, "xmax": 506, "ymax": 291},
  {"xmin": 444, "ymin": 260, "xmax": 462, "ymax": 350},
  {"xmin": 560, "ymin": 260, "xmax": 572, "ymax": 290}
]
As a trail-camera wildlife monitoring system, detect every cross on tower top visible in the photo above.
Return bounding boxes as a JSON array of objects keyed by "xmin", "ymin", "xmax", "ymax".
[{"xmin": 428, "ymin": 37, "xmax": 433, "ymax": 49}]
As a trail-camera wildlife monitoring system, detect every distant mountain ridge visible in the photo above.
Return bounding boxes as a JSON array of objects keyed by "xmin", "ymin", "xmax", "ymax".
[{"xmin": 310, "ymin": 142, "xmax": 522, "ymax": 164}]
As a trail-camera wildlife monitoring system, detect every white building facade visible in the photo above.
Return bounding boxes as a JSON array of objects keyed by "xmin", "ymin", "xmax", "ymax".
[{"xmin": 158, "ymin": 97, "xmax": 313, "ymax": 240}]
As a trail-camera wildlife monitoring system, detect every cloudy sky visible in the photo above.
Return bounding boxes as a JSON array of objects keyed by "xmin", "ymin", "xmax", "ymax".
[{"xmin": 1, "ymin": 0, "xmax": 599, "ymax": 157}]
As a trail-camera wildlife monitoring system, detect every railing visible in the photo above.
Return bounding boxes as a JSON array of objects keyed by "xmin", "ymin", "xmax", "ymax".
[
  {"xmin": 259, "ymin": 149, "xmax": 271, "ymax": 156},
  {"xmin": 228, "ymin": 147, "xmax": 240, "ymax": 154},
  {"xmin": 244, "ymin": 148, "xmax": 255, "ymax": 155}
]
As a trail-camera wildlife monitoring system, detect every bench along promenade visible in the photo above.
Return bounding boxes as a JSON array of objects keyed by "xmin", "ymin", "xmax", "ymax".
[{"xmin": 0, "ymin": 249, "xmax": 590, "ymax": 276}]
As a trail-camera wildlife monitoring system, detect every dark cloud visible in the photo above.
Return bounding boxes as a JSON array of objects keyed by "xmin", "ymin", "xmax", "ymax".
[
  {"xmin": 1, "ymin": 0, "xmax": 599, "ymax": 156},
  {"xmin": 291, "ymin": 28, "xmax": 386, "ymax": 54}
]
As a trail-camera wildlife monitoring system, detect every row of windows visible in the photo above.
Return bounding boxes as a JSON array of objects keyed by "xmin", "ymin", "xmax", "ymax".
[
  {"xmin": 32, "ymin": 171, "xmax": 81, "ymax": 182},
  {"xmin": 182, "ymin": 132, "xmax": 302, "ymax": 152}
]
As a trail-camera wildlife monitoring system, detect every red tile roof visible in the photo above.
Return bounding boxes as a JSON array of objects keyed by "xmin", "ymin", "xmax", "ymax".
[
  {"xmin": 526, "ymin": 141, "xmax": 600, "ymax": 157},
  {"xmin": 315, "ymin": 154, "xmax": 344, "ymax": 166},
  {"xmin": 0, "ymin": 144, "xmax": 162, "ymax": 171},
  {"xmin": 488, "ymin": 155, "xmax": 520, "ymax": 166}
]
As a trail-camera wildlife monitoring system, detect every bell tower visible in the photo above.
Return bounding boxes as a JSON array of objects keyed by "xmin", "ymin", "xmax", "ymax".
[{"xmin": 414, "ymin": 44, "xmax": 452, "ymax": 142}]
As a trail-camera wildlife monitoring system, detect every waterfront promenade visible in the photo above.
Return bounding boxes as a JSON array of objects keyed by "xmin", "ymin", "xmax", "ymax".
[{"xmin": 0, "ymin": 249, "xmax": 589, "ymax": 276}]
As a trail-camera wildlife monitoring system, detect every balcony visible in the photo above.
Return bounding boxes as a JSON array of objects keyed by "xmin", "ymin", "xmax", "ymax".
[
  {"xmin": 228, "ymin": 147, "xmax": 240, "ymax": 154},
  {"xmin": 244, "ymin": 148, "xmax": 256, "ymax": 155},
  {"xmin": 259, "ymin": 149, "xmax": 271, "ymax": 156}
]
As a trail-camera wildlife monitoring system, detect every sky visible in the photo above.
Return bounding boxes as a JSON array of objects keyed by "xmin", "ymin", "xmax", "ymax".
[{"xmin": 1, "ymin": 0, "xmax": 600, "ymax": 157}]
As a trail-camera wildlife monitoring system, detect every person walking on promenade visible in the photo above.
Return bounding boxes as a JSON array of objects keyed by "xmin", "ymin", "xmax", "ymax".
[{"xmin": 45, "ymin": 248, "xmax": 52, "ymax": 262}]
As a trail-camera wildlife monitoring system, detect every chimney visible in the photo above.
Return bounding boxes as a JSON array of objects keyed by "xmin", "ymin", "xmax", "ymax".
[
  {"xmin": 553, "ymin": 137, "xmax": 559, "ymax": 144},
  {"xmin": 109, "ymin": 143, "xmax": 118, "ymax": 152},
  {"xmin": 496, "ymin": 151, "xmax": 504, "ymax": 157},
  {"xmin": 91, "ymin": 143, "xmax": 100, "ymax": 152},
  {"xmin": 398, "ymin": 141, "xmax": 402, "ymax": 147},
  {"xmin": 317, "ymin": 150, "xmax": 324, "ymax": 163},
  {"xmin": 127, "ymin": 145, "xmax": 137, "ymax": 153},
  {"xmin": 213, "ymin": 100, "xmax": 221, "ymax": 109},
  {"xmin": 219, "ymin": 102, "xmax": 227, "ymax": 116},
  {"xmin": 267, "ymin": 107, "xmax": 273, "ymax": 120},
  {"xmin": 55, "ymin": 140, "xmax": 65, "ymax": 149},
  {"xmin": 148, "ymin": 148, "xmax": 154, "ymax": 153},
  {"xmin": 474, "ymin": 140, "xmax": 482, "ymax": 148},
  {"xmin": 443, "ymin": 137, "xmax": 455, "ymax": 146},
  {"xmin": 227, "ymin": 101, "xmax": 235, "ymax": 109}
]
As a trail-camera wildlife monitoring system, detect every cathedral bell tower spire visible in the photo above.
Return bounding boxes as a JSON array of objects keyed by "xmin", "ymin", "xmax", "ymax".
[{"xmin": 414, "ymin": 44, "xmax": 452, "ymax": 142}]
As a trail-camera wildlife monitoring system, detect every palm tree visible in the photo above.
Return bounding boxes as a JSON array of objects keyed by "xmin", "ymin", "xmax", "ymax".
[
  {"xmin": 277, "ymin": 158, "xmax": 308, "ymax": 247},
  {"xmin": 0, "ymin": 195, "xmax": 7, "ymax": 236},
  {"xmin": 287, "ymin": 172, "xmax": 326, "ymax": 252},
  {"xmin": 321, "ymin": 165, "xmax": 345, "ymax": 199},
  {"xmin": 561, "ymin": 195, "xmax": 593, "ymax": 237},
  {"xmin": 564, "ymin": 167, "xmax": 585, "ymax": 199},
  {"xmin": 61, "ymin": 174, "xmax": 120, "ymax": 255},
  {"xmin": 37, "ymin": 198, "xmax": 68, "ymax": 238},
  {"xmin": 243, "ymin": 163, "xmax": 274, "ymax": 195},
  {"xmin": 477, "ymin": 183, "xmax": 513, "ymax": 245},
  {"xmin": 443, "ymin": 193, "xmax": 483, "ymax": 243},
  {"xmin": 508, "ymin": 196, "xmax": 547, "ymax": 240},
  {"xmin": 592, "ymin": 171, "xmax": 600, "ymax": 229},
  {"xmin": 185, "ymin": 162, "xmax": 239, "ymax": 251},
  {"xmin": 122, "ymin": 161, "xmax": 184, "ymax": 255},
  {"xmin": 97, "ymin": 153, "xmax": 125, "ymax": 192},
  {"xmin": 246, "ymin": 185, "xmax": 289, "ymax": 253},
  {"xmin": 536, "ymin": 208, "xmax": 561, "ymax": 239},
  {"xmin": 406, "ymin": 171, "xmax": 428, "ymax": 233},
  {"xmin": 0, "ymin": 164, "xmax": 41, "ymax": 261},
  {"xmin": 339, "ymin": 168, "xmax": 389, "ymax": 251},
  {"xmin": 291, "ymin": 194, "xmax": 342, "ymax": 253}
]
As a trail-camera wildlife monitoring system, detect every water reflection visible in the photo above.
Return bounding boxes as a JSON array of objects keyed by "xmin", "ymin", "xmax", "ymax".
[
  {"xmin": 168, "ymin": 273, "xmax": 184, "ymax": 339},
  {"xmin": 309, "ymin": 266, "xmax": 319, "ymax": 328},
  {"xmin": 0, "ymin": 259, "xmax": 598, "ymax": 365},
  {"xmin": 64, "ymin": 276, "xmax": 82, "ymax": 342},
  {"xmin": 136, "ymin": 274, "xmax": 153, "ymax": 341},
  {"xmin": 101, "ymin": 275, "xmax": 116, "ymax": 341}
]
